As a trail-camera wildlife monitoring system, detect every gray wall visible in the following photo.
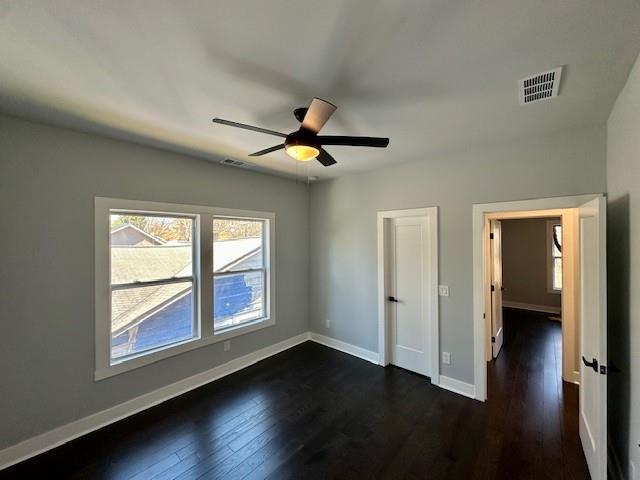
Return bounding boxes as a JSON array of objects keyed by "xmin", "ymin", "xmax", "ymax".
[
  {"xmin": 607, "ymin": 51, "xmax": 640, "ymax": 478},
  {"xmin": 501, "ymin": 217, "xmax": 562, "ymax": 309},
  {"xmin": 309, "ymin": 125, "xmax": 606, "ymax": 383},
  {"xmin": 0, "ymin": 113, "xmax": 309, "ymax": 449}
]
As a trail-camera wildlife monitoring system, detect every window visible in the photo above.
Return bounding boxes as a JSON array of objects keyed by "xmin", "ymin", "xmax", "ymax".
[
  {"xmin": 548, "ymin": 221, "xmax": 562, "ymax": 293},
  {"xmin": 95, "ymin": 198, "xmax": 275, "ymax": 379},
  {"xmin": 110, "ymin": 214, "xmax": 197, "ymax": 360},
  {"xmin": 213, "ymin": 218, "xmax": 267, "ymax": 331}
]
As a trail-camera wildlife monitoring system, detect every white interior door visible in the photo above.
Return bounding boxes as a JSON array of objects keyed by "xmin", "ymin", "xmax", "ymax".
[
  {"xmin": 578, "ymin": 197, "xmax": 607, "ymax": 480},
  {"xmin": 490, "ymin": 220, "xmax": 504, "ymax": 358},
  {"xmin": 388, "ymin": 216, "xmax": 431, "ymax": 376}
]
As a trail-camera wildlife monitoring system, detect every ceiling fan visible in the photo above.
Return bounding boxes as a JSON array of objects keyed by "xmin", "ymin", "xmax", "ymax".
[{"xmin": 212, "ymin": 98, "xmax": 389, "ymax": 167}]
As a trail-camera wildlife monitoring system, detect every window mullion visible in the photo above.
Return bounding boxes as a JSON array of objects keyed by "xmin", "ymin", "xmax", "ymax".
[{"xmin": 200, "ymin": 213, "xmax": 214, "ymax": 338}]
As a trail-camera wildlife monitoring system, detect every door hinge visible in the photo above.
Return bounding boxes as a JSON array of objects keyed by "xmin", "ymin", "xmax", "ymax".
[
  {"xmin": 600, "ymin": 365, "xmax": 607, "ymax": 375},
  {"xmin": 489, "ymin": 233, "xmax": 494, "ymax": 240},
  {"xmin": 491, "ymin": 285, "xmax": 495, "ymax": 292},
  {"xmin": 491, "ymin": 336, "xmax": 495, "ymax": 343}
]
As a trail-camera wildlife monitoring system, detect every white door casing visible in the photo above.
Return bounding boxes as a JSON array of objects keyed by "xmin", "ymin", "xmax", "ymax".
[
  {"xmin": 578, "ymin": 197, "xmax": 607, "ymax": 480},
  {"xmin": 388, "ymin": 216, "xmax": 431, "ymax": 376}
]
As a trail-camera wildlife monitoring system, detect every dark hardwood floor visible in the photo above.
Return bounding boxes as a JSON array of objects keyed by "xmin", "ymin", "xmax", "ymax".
[{"xmin": 2, "ymin": 309, "xmax": 589, "ymax": 479}]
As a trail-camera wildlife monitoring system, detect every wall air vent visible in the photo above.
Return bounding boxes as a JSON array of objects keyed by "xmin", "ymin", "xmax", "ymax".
[
  {"xmin": 220, "ymin": 158, "xmax": 251, "ymax": 168},
  {"xmin": 519, "ymin": 67, "xmax": 562, "ymax": 105}
]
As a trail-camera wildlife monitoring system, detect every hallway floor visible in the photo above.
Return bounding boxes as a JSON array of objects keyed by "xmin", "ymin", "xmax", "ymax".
[
  {"xmin": 1, "ymin": 308, "xmax": 589, "ymax": 479},
  {"xmin": 484, "ymin": 308, "xmax": 590, "ymax": 479}
]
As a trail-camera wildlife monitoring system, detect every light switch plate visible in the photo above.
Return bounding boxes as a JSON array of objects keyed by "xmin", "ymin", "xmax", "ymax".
[{"xmin": 438, "ymin": 285, "xmax": 450, "ymax": 297}]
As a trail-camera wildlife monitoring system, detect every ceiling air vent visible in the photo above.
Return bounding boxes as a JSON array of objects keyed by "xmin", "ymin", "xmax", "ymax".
[
  {"xmin": 220, "ymin": 158, "xmax": 251, "ymax": 168},
  {"xmin": 519, "ymin": 67, "xmax": 562, "ymax": 105}
]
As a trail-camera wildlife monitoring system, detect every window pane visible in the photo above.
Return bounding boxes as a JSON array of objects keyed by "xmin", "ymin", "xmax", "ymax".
[
  {"xmin": 213, "ymin": 218, "xmax": 264, "ymax": 272},
  {"xmin": 214, "ymin": 271, "xmax": 265, "ymax": 330},
  {"xmin": 552, "ymin": 225, "xmax": 562, "ymax": 258},
  {"xmin": 110, "ymin": 214, "xmax": 193, "ymax": 284},
  {"xmin": 553, "ymin": 257, "xmax": 562, "ymax": 290},
  {"xmin": 111, "ymin": 281, "xmax": 194, "ymax": 360}
]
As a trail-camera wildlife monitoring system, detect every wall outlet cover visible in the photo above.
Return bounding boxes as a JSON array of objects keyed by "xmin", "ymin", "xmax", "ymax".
[
  {"xmin": 325, "ymin": 319, "xmax": 331, "ymax": 328},
  {"xmin": 442, "ymin": 352, "xmax": 451, "ymax": 364},
  {"xmin": 224, "ymin": 341, "xmax": 231, "ymax": 352},
  {"xmin": 438, "ymin": 285, "xmax": 450, "ymax": 297}
]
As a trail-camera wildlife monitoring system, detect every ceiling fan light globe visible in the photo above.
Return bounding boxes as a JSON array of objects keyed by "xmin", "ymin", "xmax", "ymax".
[{"xmin": 286, "ymin": 144, "xmax": 319, "ymax": 161}]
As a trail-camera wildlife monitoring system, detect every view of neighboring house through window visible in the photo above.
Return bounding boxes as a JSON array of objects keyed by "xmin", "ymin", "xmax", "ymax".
[
  {"xmin": 110, "ymin": 214, "xmax": 196, "ymax": 360},
  {"xmin": 549, "ymin": 222, "xmax": 562, "ymax": 292},
  {"xmin": 213, "ymin": 218, "xmax": 266, "ymax": 331},
  {"xmin": 97, "ymin": 198, "xmax": 275, "ymax": 377}
]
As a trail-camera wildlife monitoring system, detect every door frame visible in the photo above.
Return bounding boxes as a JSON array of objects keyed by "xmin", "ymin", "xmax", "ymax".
[
  {"xmin": 377, "ymin": 207, "xmax": 439, "ymax": 384},
  {"xmin": 472, "ymin": 194, "xmax": 603, "ymax": 401}
]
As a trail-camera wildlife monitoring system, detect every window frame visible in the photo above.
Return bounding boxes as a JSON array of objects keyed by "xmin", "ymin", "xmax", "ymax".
[
  {"xmin": 546, "ymin": 220, "xmax": 562, "ymax": 294},
  {"xmin": 212, "ymin": 216, "xmax": 270, "ymax": 334},
  {"xmin": 95, "ymin": 197, "xmax": 275, "ymax": 380}
]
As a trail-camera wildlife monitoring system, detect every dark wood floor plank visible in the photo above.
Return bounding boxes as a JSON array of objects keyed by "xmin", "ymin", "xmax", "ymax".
[{"xmin": 1, "ymin": 312, "xmax": 590, "ymax": 480}]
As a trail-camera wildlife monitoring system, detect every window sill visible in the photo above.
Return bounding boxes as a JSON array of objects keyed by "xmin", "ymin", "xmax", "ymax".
[{"xmin": 95, "ymin": 317, "xmax": 275, "ymax": 381}]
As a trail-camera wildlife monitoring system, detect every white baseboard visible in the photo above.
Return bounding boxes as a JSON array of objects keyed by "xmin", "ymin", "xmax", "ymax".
[
  {"xmin": 0, "ymin": 332, "xmax": 310, "ymax": 472},
  {"xmin": 503, "ymin": 300, "xmax": 561, "ymax": 315},
  {"xmin": 1, "ymin": 331, "xmax": 475, "ymax": 472},
  {"xmin": 438, "ymin": 375, "xmax": 476, "ymax": 399},
  {"xmin": 309, "ymin": 332, "xmax": 379, "ymax": 364}
]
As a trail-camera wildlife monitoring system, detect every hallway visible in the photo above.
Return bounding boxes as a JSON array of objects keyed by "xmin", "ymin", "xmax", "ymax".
[{"xmin": 484, "ymin": 308, "xmax": 590, "ymax": 479}]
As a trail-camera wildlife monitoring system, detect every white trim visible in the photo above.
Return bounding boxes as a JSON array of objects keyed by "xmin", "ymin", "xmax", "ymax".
[
  {"xmin": 0, "ymin": 332, "xmax": 310, "ymax": 472},
  {"xmin": 377, "ymin": 207, "xmax": 439, "ymax": 384},
  {"xmin": 502, "ymin": 300, "xmax": 561, "ymax": 314},
  {"xmin": 438, "ymin": 375, "xmax": 476, "ymax": 399},
  {"xmin": 473, "ymin": 194, "xmax": 601, "ymax": 401},
  {"xmin": 309, "ymin": 333, "xmax": 379, "ymax": 364},
  {"xmin": 94, "ymin": 197, "xmax": 276, "ymax": 380}
]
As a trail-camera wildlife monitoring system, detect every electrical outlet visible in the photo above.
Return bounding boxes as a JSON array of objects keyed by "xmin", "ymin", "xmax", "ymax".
[
  {"xmin": 438, "ymin": 285, "xmax": 450, "ymax": 297},
  {"xmin": 325, "ymin": 319, "xmax": 331, "ymax": 328},
  {"xmin": 442, "ymin": 352, "xmax": 451, "ymax": 365},
  {"xmin": 224, "ymin": 341, "xmax": 231, "ymax": 352}
]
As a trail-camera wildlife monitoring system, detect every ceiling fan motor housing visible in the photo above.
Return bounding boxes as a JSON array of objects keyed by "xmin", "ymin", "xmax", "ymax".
[{"xmin": 285, "ymin": 130, "xmax": 320, "ymax": 151}]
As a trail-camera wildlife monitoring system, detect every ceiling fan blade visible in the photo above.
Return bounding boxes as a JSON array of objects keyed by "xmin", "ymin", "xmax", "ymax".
[
  {"xmin": 316, "ymin": 149, "xmax": 337, "ymax": 167},
  {"xmin": 301, "ymin": 98, "xmax": 337, "ymax": 134},
  {"xmin": 316, "ymin": 136, "xmax": 389, "ymax": 148},
  {"xmin": 248, "ymin": 144, "xmax": 285, "ymax": 156},
  {"xmin": 212, "ymin": 118, "xmax": 287, "ymax": 138}
]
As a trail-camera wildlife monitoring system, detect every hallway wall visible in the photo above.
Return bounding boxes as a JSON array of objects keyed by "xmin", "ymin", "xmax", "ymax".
[{"xmin": 501, "ymin": 217, "xmax": 562, "ymax": 311}]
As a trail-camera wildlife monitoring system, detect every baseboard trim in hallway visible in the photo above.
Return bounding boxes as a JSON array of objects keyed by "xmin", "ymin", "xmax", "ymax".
[{"xmin": 0, "ymin": 332, "xmax": 310, "ymax": 471}]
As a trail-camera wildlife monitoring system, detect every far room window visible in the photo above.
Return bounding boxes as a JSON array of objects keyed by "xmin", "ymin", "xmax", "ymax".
[
  {"xmin": 213, "ymin": 218, "xmax": 268, "ymax": 333},
  {"xmin": 548, "ymin": 221, "xmax": 562, "ymax": 293},
  {"xmin": 109, "ymin": 213, "xmax": 197, "ymax": 361},
  {"xmin": 95, "ymin": 197, "xmax": 275, "ymax": 380}
]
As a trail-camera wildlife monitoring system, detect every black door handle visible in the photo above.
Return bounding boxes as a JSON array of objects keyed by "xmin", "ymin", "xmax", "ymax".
[
  {"xmin": 388, "ymin": 296, "xmax": 399, "ymax": 303},
  {"xmin": 582, "ymin": 356, "xmax": 598, "ymax": 372}
]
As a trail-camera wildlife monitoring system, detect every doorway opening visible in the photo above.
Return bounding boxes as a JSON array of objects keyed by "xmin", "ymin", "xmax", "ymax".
[
  {"xmin": 484, "ymin": 210, "xmax": 579, "ymax": 386},
  {"xmin": 472, "ymin": 194, "xmax": 607, "ymax": 480}
]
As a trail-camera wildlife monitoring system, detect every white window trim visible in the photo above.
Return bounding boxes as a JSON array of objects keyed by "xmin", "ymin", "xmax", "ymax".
[
  {"xmin": 546, "ymin": 219, "xmax": 562, "ymax": 294},
  {"xmin": 95, "ymin": 197, "xmax": 276, "ymax": 380}
]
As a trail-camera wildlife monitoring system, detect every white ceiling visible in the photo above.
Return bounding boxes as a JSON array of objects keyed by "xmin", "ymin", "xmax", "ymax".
[{"xmin": 1, "ymin": 1, "xmax": 639, "ymax": 179}]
